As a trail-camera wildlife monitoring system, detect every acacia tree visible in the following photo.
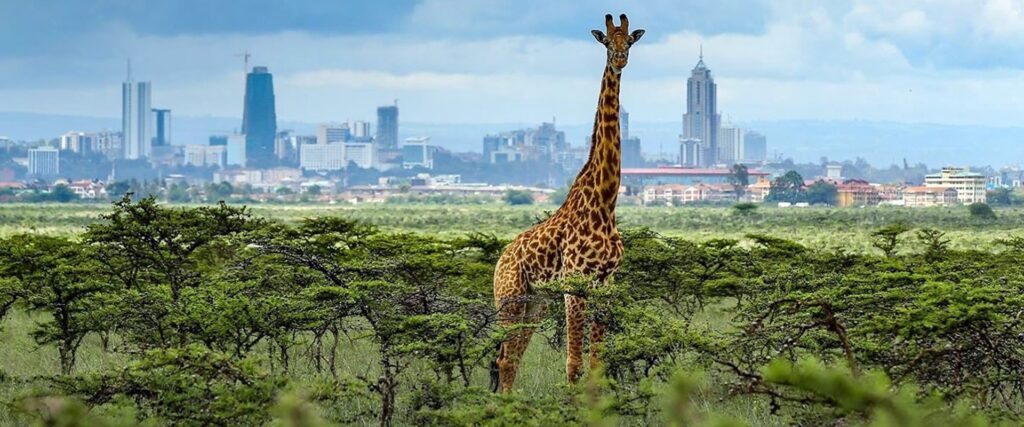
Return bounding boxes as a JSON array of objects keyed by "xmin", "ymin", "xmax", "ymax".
[
  {"xmin": 247, "ymin": 218, "xmax": 497, "ymax": 427},
  {"xmin": 804, "ymin": 180, "xmax": 838, "ymax": 205},
  {"xmin": 729, "ymin": 163, "xmax": 750, "ymax": 200},
  {"xmin": 871, "ymin": 223, "xmax": 911, "ymax": 257},
  {"xmin": 0, "ymin": 234, "xmax": 110, "ymax": 374},
  {"xmin": 765, "ymin": 171, "xmax": 805, "ymax": 203},
  {"xmin": 82, "ymin": 195, "xmax": 262, "ymax": 349}
]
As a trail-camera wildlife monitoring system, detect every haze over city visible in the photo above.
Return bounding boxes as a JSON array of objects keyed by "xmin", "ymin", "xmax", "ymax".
[{"xmin": 6, "ymin": 1, "xmax": 1024, "ymax": 165}]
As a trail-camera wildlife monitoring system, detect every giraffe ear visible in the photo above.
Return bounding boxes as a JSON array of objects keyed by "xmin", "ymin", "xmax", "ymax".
[
  {"xmin": 630, "ymin": 29, "xmax": 646, "ymax": 45},
  {"xmin": 591, "ymin": 30, "xmax": 607, "ymax": 45}
]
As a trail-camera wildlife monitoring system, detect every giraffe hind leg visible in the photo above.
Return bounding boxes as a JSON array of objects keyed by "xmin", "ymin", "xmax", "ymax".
[
  {"xmin": 565, "ymin": 294, "xmax": 587, "ymax": 383},
  {"xmin": 495, "ymin": 290, "xmax": 542, "ymax": 392},
  {"xmin": 493, "ymin": 255, "xmax": 536, "ymax": 393}
]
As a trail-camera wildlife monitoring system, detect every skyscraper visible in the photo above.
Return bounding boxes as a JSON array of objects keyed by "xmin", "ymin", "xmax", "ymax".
[
  {"xmin": 242, "ymin": 66, "xmax": 277, "ymax": 168},
  {"xmin": 122, "ymin": 70, "xmax": 152, "ymax": 160},
  {"xmin": 620, "ymin": 107, "xmax": 643, "ymax": 167},
  {"xmin": 621, "ymin": 108, "xmax": 630, "ymax": 140},
  {"xmin": 376, "ymin": 103, "xmax": 399, "ymax": 149},
  {"xmin": 742, "ymin": 131, "xmax": 767, "ymax": 163},
  {"xmin": 152, "ymin": 108, "xmax": 171, "ymax": 147},
  {"xmin": 681, "ymin": 49, "xmax": 720, "ymax": 167},
  {"xmin": 717, "ymin": 123, "xmax": 743, "ymax": 164}
]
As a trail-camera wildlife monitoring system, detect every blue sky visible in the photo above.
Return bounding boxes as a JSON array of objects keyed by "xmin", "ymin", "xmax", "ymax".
[{"xmin": 4, "ymin": 0, "xmax": 1024, "ymax": 129}]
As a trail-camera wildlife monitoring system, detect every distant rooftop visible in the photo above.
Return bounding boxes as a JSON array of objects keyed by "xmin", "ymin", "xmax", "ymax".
[
  {"xmin": 925, "ymin": 171, "xmax": 984, "ymax": 178},
  {"xmin": 623, "ymin": 167, "xmax": 767, "ymax": 176},
  {"xmin": 905, "ymin": 186, "xmax": 954, "ymax": 193}
]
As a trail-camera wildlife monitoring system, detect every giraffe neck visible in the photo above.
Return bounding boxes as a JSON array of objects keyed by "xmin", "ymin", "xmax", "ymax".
[{"xmin": 562, "ymin": 65, "xmax": 621, "ymax": 215}]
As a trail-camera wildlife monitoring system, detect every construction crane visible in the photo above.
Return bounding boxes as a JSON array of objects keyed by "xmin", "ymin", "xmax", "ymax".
[{"xmin": 234, "ymin": 51, "xmax": 251, "ymax": 75}]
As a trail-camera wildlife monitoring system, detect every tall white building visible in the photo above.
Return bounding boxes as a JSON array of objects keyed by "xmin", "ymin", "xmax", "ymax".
[
  {"xmin": 226, "ymin": 134, "xmax": 247, "ymax": 167},
  {"xmin": 28, "ymin": 146, "xmax": 59, "ymax": 177},
  {"xmin": 300, "ymin": 143, "xmax": 346, "ymax": 171},
  {"xmin": 717, "ymin": 124, "xmax": 743, "ymax": 164},
  {"xmin": 122, "ymin": 77, "xmax": 153, "ymax": 160},
  {"xmin": 59, "ymin": 131, "xmax": 95, "ymax": 153},
  {"xmin": 350, "ymin": 121, "xmax": 371, "ymax": 140}
]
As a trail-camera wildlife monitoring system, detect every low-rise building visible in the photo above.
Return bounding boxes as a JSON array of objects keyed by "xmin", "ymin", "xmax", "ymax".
[
  {"xmin": 263, "ymin": 167, "xmax": 303, "ymax": 185},
  {"xmin": 184, "ymin": 145, "xmax": 226, "ymax": 168},
  {"xmin": 836, "ymin": 179, "xmax": 880, "ymax": 207},
  {"xmin": 642, "ymin": 183, "xmax": 733, "ymax": 205},
  {"xmin": 747, "ymin": 178, "xmax": 772, "ymax": 202},
  {"xmin": 66, "ymin": 180, "xmax": 106, "ymax": 199},
  {"xmin": 904, "ymin": 186, "xmax": 958, "ymax": 207},
  {"xmin": 875, "ymin": 184, "xmax": 904, "ymax": 202},
  {"xmin": 624, "ymin": 167, "xmax": 770, "ymax": 187},
  {"xmin": 214, "ymin": 168, "xmax": 263, "ymax": 186}
]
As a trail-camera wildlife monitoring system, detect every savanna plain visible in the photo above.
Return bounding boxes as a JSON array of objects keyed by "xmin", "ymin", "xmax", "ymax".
[{"xmin": 1, "ymin": 201, "xmax": 1023, "ymax": 426}]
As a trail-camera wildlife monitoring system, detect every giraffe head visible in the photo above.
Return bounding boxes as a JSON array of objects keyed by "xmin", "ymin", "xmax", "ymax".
[{"xmin": 591, "ymin": 14, "xmax": 645, "ymax": 71}]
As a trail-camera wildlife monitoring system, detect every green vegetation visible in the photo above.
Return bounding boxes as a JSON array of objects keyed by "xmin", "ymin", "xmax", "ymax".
[
  {"xmin": 1, "ymin": 199, "xmax": 1024, "ymax": 425},
  {"xmin": 502, "ymin": 189, "xmax": 535, "ymax": 205},
  {"xmin": 969, "ymin": 202, "xmax": 997, "ymax": 220},
  {"xmin": 4, "ymin": 203, "xmax": 1024, "ymax": 252}
]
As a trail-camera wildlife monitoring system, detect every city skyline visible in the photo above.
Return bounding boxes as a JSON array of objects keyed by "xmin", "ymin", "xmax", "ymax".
[{"xmin": 5, "ymin": 1, "xmax": 1024, "ymax": 129}]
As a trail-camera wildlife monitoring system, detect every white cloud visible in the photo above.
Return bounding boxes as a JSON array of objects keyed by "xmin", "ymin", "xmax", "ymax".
[{"xmin": 7, "ymin": 0, "xmax": 1024, "ymax": 129}]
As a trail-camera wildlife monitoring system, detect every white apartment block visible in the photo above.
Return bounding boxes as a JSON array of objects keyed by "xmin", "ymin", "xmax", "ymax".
[
  {"xmin": 183, "ymin": 145, "xmax": 226, "ymax": 168},
  {"xmin": 300, "ymin": 143, "xmax": 345, "ymax": 171},
  {"xmin": 344, "ymin": 142, "xmax": 377, "ymax": 169},
  {"xmin": 924, "ymin": 167, "xmax": 987, "ymax": 204}
]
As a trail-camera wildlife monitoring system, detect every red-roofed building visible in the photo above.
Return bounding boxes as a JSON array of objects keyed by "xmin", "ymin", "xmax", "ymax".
[
  {"xmin": 66, "ymin": 180, "xmax": 106, "ymax": 199},
  {"xmin": 836, "ymin": 179, "xmax": 880, "ymax": 207}
]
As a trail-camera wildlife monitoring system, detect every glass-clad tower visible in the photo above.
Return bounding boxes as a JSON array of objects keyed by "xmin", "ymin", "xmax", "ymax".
[{"xmin": 242, "ymin": 66, "xmax": 277, "ymax": 167}]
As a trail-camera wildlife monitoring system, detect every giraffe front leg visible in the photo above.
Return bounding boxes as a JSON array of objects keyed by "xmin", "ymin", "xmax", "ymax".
[
  {"xmin": 589, "ymin": 319, "xmax": 605, "ymax": 372},
  {"xmin": 588, "ymin": 276, "xmax": 613, "ymax": 373},
  {"xmin": 565, "ymin": 294, "xmax": 586, "ymax": 383}
]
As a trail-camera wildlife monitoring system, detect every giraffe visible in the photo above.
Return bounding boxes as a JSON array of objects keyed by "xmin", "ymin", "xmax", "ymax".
[{"xmin": 492, "ymin": 13, "xmax": 645, "ymax": 393}]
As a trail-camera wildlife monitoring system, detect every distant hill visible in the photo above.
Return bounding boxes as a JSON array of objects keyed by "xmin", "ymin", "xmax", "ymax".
[{"xmin": 2, "ymin": 111, "xmax": 1021, "ymax": 167}]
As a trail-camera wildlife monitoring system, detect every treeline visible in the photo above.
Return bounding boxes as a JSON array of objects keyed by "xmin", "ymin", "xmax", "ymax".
[{"xmin": 2, "ymin": 198, "xmax": 1024, "ymax": 425}]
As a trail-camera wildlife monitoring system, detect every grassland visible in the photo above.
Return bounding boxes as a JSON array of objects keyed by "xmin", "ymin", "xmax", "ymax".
[{"xmin": 2, "ymin": 202, "xmax": 1023, "ymax": 252}]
